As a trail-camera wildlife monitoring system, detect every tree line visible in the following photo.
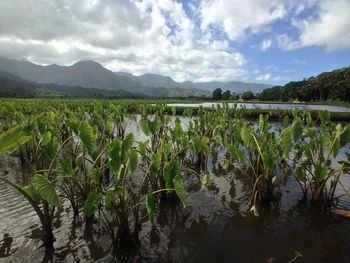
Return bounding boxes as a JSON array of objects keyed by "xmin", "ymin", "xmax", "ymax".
[{"xmin": 258, "ymin": 67, "xmax": 350, "ymax": 102}]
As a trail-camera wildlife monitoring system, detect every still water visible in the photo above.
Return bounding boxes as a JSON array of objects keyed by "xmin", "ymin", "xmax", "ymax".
[
  {"xmin": 0, "ymin": 117, "xmax": 349, "ymax": 263},
  {"xmin": 166, "ymin": 102, "xmax": 350, "ymax": 113}
]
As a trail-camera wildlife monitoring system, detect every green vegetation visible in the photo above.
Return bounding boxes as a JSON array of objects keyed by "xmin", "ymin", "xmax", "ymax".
[
  {"xmin": 258, "ymin": 67, "xmax": 350, "ymax": 102},
  {"xmin": 0, "ymin": 99, "xmax": 349, "ymax": 258}
]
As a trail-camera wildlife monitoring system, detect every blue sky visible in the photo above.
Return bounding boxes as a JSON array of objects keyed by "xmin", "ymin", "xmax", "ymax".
[{"xmin": 0, "ymin": 0, "xmax": 349, "ymax": 85}]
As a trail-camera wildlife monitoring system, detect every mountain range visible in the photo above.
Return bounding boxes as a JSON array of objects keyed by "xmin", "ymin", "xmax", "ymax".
[{"xmin": 0, "ymin": 57, "xmax": 272, "ymax": 98}]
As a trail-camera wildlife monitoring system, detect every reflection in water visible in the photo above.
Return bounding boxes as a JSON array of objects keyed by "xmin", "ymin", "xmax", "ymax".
[
  {"xmin": 0, "ymin": 233, "xmax": 14, "ymax": 257},
  {"xmin": 0, "ymin": 119, "xmax": 350, "ymax": 262}
]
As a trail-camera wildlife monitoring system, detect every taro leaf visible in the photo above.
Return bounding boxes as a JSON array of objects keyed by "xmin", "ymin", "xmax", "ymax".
[
  {"xmin": 201, "ymin": 137, "xmax": 210, "ymax": 156},
  {"xmin": 89, "ymin": 169, "xmax": 101, "ymax": 184},
  {"xmin": 68, "ymin": 118, "xmax": 80, "ymax": 135},
  {"xmin": 148, "ymin": 120, "xmax": 159, "ymax": 135},
  {"xmin": 332, "ymin": 137, "xmax": 340, "ymax": 158},
  {"xmin": 0, "ymin": 125, "xmax": 31, "ymax": 153},
  {"xmin": 262, "ymin": 151, "xmax": 275, "ymax": 170},
  {"xmin": 240, "ymin": 125, "xmax": 252, "ymax": 147},
  {"xmin": 315, "ymin": 164, "xmax": 328, "ymax": 183},
  {"xmin": 172, "ymin": 119, "xmax": 182, "ymax": 142},
  {"xmin": 340, "ymin": 124, "xmax": 350, "ymax": 147},
  {"xmin": 272, "ymin": 176, "xmax": 278, "ymax": 185},
  {"xmin": 105, "ymin": 186, "xmax": 122, "ymax": 210},
  {"xmin": 140, "ymin": 119, "xmax": 149, "ymax": 136},
  {"xmin": 79, "ymin": 122, "xmax": 95, "ymax": 157},
  {"xmin": 23, "ymin": 184, "xmax": 41, "ymax": 204},
  {"xmin": 109, "ymin": 139, "xmax": 122, "ymax": 177},
  {"xmin": 193, "ymin": 134, "xmax": 201, "ymax": 155},
  {"xmin": 129, "ymin": 149, "xmax": 138, "ymax": 174},
  {"xmin": 41, "ymin": 131, "xmax": 52, "ymax": 146},
  {"xmin": 320, "ymin": 131, "xmax": 330, "ymax": 148},
  {"xmin": 139, "ymin": 140, "xmax": 149, "ymax": 156},
  {"xmin": 105, "ymin": 187, "xmax": 115, "ymax": 210},
  {"xmin": 106, "ymin": 121, "xmax": 113, "ymax": 135},
  {"xmin": 295, "ymin": 167, "xmax": 306, "ymax": 183},
  {"xmin": 303, "ymin": 127, "xmax": 318, "ymax": 138},
  {"xmin": 283, "ymin": 115, "xmax": 289, "ymax": 129},
  {"xmin": 84, "ymin": 190, "xmax": 103, "ymax": 217},
  {"xmin": 164, "ymin": 160, "xmax": 180, "ymax": 189},
  {"xmin": 280, "ymin": 128, "xmax": 292, "ymax": 158},
  {"xmin": 292, "ymin": 118, "xmax": 303, "ymax": 142},
  {"xmin": 59, "ymin": 159, "xmax": 73, "ymax": 177},
  {"xmin": 234, "ymin": 145, "xmax": 245, "ymax": 164},
  {"xmin": 201, "ymin": 171, "xmax": 211, "ymax": 190},
  {"xmin": 151, "ymin": 153, "xmax": 161, "ymax": 172},
  {"xmin": 42, "ymin": 135, "xmax": 58, "ymax": 159},
  {"xmin": 173, "ymin": 175, "xmax": 186, "ymax": 208},
  {"xmin": 121, "ymin": 133, "xmax": 134, "ymax": 163},
  {"xmin": 146, "ymin": 192, "xmax": 156, "ymax": 217},
  {"xmin": 34, "ymin": 174, "xmax": 60, "ymax": 207}
]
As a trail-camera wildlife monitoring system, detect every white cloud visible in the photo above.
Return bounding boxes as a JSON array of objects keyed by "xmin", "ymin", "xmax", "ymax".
[
  {"xmin": 0, "ymin": 0, "xmax": 247, "ymax": 82},
  {"xmin": 200, "ymin": 0, "xmax": 286, "ymax": 41},
  {"xmin": 255, "ymin": 72, "xmax": 291, "ymax": 82},
  {"xmin": 256, "ymin": 73, "xmax": 271, "ymax": 81},
  {"xmin": 260, "ymin": 39, "xmax": 273, "ymax": 51},
  {"xmin": 277, "ymin": 0, "xmax": 350, "ymax": 51}
]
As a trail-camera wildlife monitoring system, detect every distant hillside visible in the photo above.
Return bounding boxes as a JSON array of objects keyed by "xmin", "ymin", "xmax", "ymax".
[
  {"xmin": 258, "ymin": 67, "xmax": 350, "ymax": 102},
  {"xmin": 0, "ymin": 72, "xmax": 138, "ymax": 98},
  {"xmin": 0, "ymin": 57, "xmax": 272, "ymax": 97}
]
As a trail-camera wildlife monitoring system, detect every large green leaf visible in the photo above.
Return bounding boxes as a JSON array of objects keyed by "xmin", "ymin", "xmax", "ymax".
[
  {"xmin": 129, "ymin": 149, "xmax": 138, "ymax": 174},
  {"xmin": 151, "ymin": 153, "xmax": 161, "ymax": 172},
  {"xmin": 121, "ymin": 133, "xmax": 134, "ymax": 163},
  {"xmin": 34, "ymin": 174, "xmax": 60, "ymax": 207},
  {"xmin": 340, "ymin": 124, "xmax": 350, "ymax": 147},
  {"xmin": 146, "ymin": 192, "xmax": 156, "ymax": 217},
  {"xmin": 201, "ymin": 171, "xmax": 211, "ymax": 190},
  {"xmin": 23, "ymin": 184, "xmax": 41, "ymax": 204},
  {"xmin": 314, "ymin": 164, "xmax": 327, "ymax": 183},
  {"xmin": 279, "ymin": 128, "xmax": 292, "ymax": 158},
  {"xmin": 84, "ymin": 190, "xmax": 102, "ymax": 217},
  {"xmin": 295, "ymin": 167, "xmax": 306, "ymax": 183},
  {"xmin": 89, "ymin": 169, "xmax": 101, "ymax": 184},
  {"xmin": 140, "ymin": 119, "xmax": 150, "ymax": 136},
  {"xmin": 59, "ymin": 159, "xmax": 73, "ymax": 177},
  {"xmin": 173, "ymin": 175, "xmax": 186, "ymax": 208},
  {"xmin": 0, "ymin": 125, "xmax": 31, "ymax": 153},
  {"xmin": 139, "ymin": 140, "xmax": 149, "ymax": 156},
  {"xmin": 79, "ymin": 122, "xmax": 95, "ymax": 157},
  {"xmin": 292, "ymin": 118, "xmax": 303, "ymax": 142},
  {"xmin": 109, "ymin": 139, "xmax": 122, "ymax": 177},
  {"xmin": 164, "ymin": 160, "xmax": 180, "ymax": 189}
]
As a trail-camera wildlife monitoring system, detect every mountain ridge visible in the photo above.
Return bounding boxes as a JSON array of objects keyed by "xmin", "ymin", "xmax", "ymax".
[{"xmin": 0, "ymin": 57, "xmax": 272, "ymax": 97}]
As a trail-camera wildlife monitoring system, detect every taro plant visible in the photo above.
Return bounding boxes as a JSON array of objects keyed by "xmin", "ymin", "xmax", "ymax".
[
  {"xmin": 225, "ymin": 114, "xmax": 293, "ymax": 216},
  {"xmin": 0, "ymin": 123, "xmax": 72, "ymax": 247},
  {"xmin": 293, "ymin": 112, "xmax": 350, "ymax": 203}
]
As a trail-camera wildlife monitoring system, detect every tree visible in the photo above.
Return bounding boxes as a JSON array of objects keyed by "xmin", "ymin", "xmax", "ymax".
[
  {"xmin": 222, "ymin": 90, "xmax": 231, "ymax": 100},
  {"xmin": 241, "ymin": 91, "xmax": 254, "ymax": 101},
  {"xmin": 212, "ymin": 88, "xmax": 222, "ymax": 100},
  {"xmin": 231, "ymin": 92, "xmax": 239, "ymax": 100}
]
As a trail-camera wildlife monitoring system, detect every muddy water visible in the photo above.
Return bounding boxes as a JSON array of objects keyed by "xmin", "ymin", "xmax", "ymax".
[
  {"xmin": 166, "ymin": 102, "xmax": 350, "ymax": 113},
  {"xmin": 1, "ymin": 118, "xmax": 350, "ymax": 263}
]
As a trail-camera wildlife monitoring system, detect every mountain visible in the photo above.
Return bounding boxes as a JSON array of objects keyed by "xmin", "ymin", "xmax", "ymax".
[
  {"xmin": 137, "ymin": 73, "xmax": 180, "ymax": 89},
  {"xmin": 0, "ymin": 57, "xmax": 271, "ymax": 97},
  {"xmin": 258, "ymin": 67, "xmax": 350, "ymax": 102},
  {"xmin": 0, "ymin": 71, "xmax": 138, "ymax": 98}
]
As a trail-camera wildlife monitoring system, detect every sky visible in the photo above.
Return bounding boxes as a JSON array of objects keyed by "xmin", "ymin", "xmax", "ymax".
[{"xmin": 0, "ymin": 0, "xmax": 349, "ymax": 85}]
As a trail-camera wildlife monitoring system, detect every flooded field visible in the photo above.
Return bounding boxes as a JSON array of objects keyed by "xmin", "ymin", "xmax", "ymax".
[
  {"xmin": 1, "ymin": 116, "xmax": 350, "ymax": 263},
  {"xmin": 166, "ymin": 102, "xmax": 350, "ymax": 113}
]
